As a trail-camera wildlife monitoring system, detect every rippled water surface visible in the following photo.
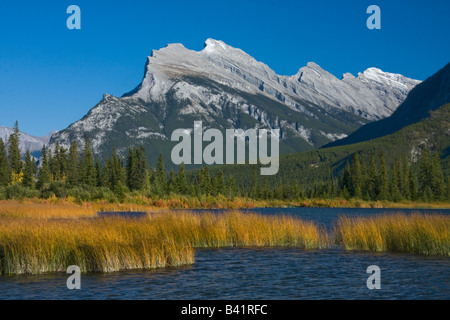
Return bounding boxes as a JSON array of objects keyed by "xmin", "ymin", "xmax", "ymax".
[{"xmin": 1, "ymin": 208, "xmax": 449, "ymax": 300}]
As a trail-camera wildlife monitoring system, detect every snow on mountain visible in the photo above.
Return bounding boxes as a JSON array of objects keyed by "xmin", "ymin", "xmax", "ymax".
[
  {"xmin": 128, "ymin": 39, "xmax": 420, "ymax": 120},
  {"xmin": 49, "ymin": 39, "xmax": 420, "ymax": 165}
]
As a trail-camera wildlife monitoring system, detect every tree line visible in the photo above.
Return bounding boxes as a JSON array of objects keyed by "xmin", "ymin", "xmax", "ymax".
[{"xmin": 0, "ymin": 122, "xmax": 449, "ymax": 203}]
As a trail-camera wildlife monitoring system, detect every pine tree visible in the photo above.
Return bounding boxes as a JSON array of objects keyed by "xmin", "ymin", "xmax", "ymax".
[
  {"xmin": 340, "ymin": 162, "xmax": 352, "ymax": 194},
  {"xmin": 153, "ymin": 153, "xmax": 167, "ymax": 195},
  {"xmin": 138, "ymin": 147, "xmax": 151, "ymax": 193},
  {"xmin": 102, "ymin": 157, "xmax": 112, "ymax": 188},
  {"xmin": 67, "ymin": 141, "xmax": 79, "ymax": 186},
  {"xmin": 215, "ymin": 169, "xmax": 225, "ymax": 196},
  {"xmin": 80, "ymin": 137, "xmax": 96, "ymax": 186},
  {"xmin": 250, "ymin": 165, "xmax": 259, "ymax": 199},
  {"xmin": 419, "ymin": 148, "xmax": 433, "ymax": 198},
  {"xmin": 275, "ymin": 179, "xmax": 284, "ymax": 199},
  {"xmin": 446, "ymin": 177, "xmax": 450, "ymax": 202},
  {"xmin": 378, "ymin": 151, "xmax": 389, "ymax": 200},
  {"xmin": 22, "ymin": 150, "xmax": 36, "ymax": 188},
  {"xmin": 401, "ymin": 155, "xmax": 411, "ymax": 200},
  {"xmin": 390, "ymin": 159, "xmax": 402, "ymax": 202},
  {"xmin": 175, "ymin": 163, "xmax": 187, "ymax": 194},
  {"xmin": 350, "ymin": 153, "xmax": 362, "ymax": 198},
  {"xmin": 37, "ymin": 145, "xmax": 51, "ymax": 189},
  {"xmin": 126, "ymin": 147, "xmax": 139, "ymax": 190},
  {"xmin": 199, "ymin": 167, "xmax": 212, "ymax": 195},
  {"xmin": 262, "ymin": 176, "xmax": 270, "ymax": 199},
  {"xmin": 367, "ymin": 153, "xmax": 378, "ymax": 200},
  {"xmin": 409, "ymin": 168, "xmax": 418, "ymax": 201},
  {"xmin": 430, "ymin": 152, "xmax": 445, "ymax": 201},
  {"xmin": 0, "ymin": 139, "xmax": 10, "ymax": 186},
  {"xmin": 7, "ymin": 121, "xmax": 22, "ymax": 174},
  {"xmin": 168, "ymin": 170, "xmax": 176, "ymax": 194},
  {"xmin": 95, "ymin": 159, "xmax": 103, "ymax": 187},
  {"xmin": 226, "ymin": 174, "xmax": 238, "ymax": 198},
  {"xmin": 58, "ymin": 145, "xmax": 68, "ymax": 181}
]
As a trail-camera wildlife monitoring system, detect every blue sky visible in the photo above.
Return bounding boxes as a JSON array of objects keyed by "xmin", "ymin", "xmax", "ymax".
[{"xmin": 1, "ymin": 0, "xmax": 449, "ymax": 136}]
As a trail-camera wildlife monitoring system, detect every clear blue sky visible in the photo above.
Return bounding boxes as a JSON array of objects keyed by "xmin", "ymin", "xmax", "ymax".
[{"xmin": 1, "ymin": 0, "xmax": 449, "ymax": 136}]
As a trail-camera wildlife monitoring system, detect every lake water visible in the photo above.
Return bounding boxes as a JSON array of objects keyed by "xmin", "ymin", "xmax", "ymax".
[{"xmin": 0, "ymin": 207, "xmax": 449, "ymax": 300}]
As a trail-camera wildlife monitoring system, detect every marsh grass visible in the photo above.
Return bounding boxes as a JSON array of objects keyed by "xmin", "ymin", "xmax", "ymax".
[
  {"xmin": 0, "ymin": 209, "xmax": 326, "ymax": 275},
  {"xmin": 0, "ymin": 202, "xmax": 448, "ymax": 275},
  {"xmin": 335, "ymin": 213, "xmax": 450, "ymax": 256}
]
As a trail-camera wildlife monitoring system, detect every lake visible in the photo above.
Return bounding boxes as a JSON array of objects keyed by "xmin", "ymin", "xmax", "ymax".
[{"xmin": 0, "ymin": 207, "xmax": 449, "ymax": 300}]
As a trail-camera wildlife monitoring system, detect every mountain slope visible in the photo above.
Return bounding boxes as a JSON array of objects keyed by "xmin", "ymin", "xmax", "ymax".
[
  {"xmin": 49, "ymin": 39, "xmax": 420, "ymax": 165},
  {"xmin": 207, "ymin": 103, "xmax": 450, "ymax": 187},
  {"xmin": 326, "ymin": 62, "xmax": 450, "ymax": 148}
]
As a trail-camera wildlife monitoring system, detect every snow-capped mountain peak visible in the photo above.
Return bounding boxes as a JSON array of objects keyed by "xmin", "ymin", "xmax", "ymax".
[{"xmin": 49, "ymin": 39, "xmax": 421, "ymax": 165}]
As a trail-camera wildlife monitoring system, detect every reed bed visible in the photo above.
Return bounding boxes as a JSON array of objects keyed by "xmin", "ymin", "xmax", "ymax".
[
  {"xmin": 0, "ymin": 217, "xmax": 195, "ymax": 275},
  {"xmin": 0, "ymin": 210, "xmax": 326, "ymax": 275},
  {"xmin": 151, "ymin": 211, "xmax": 328, "ymax": 249},
  {"xmin": 335, "ymin": 213, "xmax": 450, "ymax": 256},
  {"xmin": 1, "ymin": 202, "xmax": 448, "ymax": 275}
]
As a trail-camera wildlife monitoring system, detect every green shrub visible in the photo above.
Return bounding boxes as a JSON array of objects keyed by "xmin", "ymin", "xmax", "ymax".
[{"xmin": 5, "ymin": 184, "xmax": 39, "ymax": 200}]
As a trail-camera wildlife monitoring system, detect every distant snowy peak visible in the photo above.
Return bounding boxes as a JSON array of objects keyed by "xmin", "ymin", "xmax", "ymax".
[
  {"xmin": 0, "ymin": 127, "xmax": 56, "ymax": 155},
  {"xmin": 358, "ymin": 67, "xmax": 420, "ymax": 91}
]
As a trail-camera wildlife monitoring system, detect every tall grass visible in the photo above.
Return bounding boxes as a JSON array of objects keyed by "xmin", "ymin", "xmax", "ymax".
[
  {"xmin": 1, "ymin": 202, "xmax": 448, "ymax": 275},
  {"xmin": 0, "ymin": 210, "xmax": 326, "ymax": 275},
  {"xmin": 335, "ymin": 213, "xmax": 450, "ymax": 256},
  {"xmin": 0, "ymin": 217, "xmax": 195, "ymax": 274}
]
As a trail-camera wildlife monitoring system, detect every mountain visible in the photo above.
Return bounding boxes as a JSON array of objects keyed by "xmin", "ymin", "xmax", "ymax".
[
  {"xmin": 0, "ymin": 127, "xmax": 56, "ymax": 158},
  {"xmin": 326, "ymin": 62, "xmax": 450, "ymax": 148},
  {"xmin": 49, "ymin": 39, "xmax": 420, "ymax": 165},
  {"xmin": 207, "ymin": 103, "xmax": 450, "ymax": 187}
]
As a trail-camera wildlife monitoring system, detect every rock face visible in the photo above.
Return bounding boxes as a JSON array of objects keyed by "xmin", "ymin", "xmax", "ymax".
[
  {"xmin": 0, "ymin": 127, "xmax": 55, "ymax": 158},
  {"xmin": 49, "ymin": 39, "xmax": 420, "ymax": 165},
  {"xmin": 326, "ymin": 62, "xmax": 450, "ymax": 148}
]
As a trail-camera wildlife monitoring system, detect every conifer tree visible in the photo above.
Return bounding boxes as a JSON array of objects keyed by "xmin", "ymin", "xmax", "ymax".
[
  {"xmin": 215, "ymin": 169, "xmax": 225, "ymax": 196},
  {"xmin": 199, "ymin": 167, "xmax": 212, "ymax": 195},
  {"xmin": 378, "ymin": 151, "xmax": 389, "ymax": 200},
  {"xmin": 22, "ymin": 150, "xmax": 36, "ymax": 188},
  {"xmin": 390, "ymin": 159, "xmax": 402, "ymax": 202},
  {"xmin": 95, "ymin": 159, "xmax": 103, "ymax": 187},
  {"xmin": 102, "ymin": 157, "xmax": 112, "ymax": 188},
  {"xmin": 7, "ymin": 121, "xmax": 22, "ymax": 174},
  {"xmin": 67, "ymin": 141, "xmax": 79, "ymax": 186},
  {"xmin": 80, "ymin": 137, "xmax": 97, "ymax": 186},
  {"xmin": 168, "ymin": 169, "xmax": 176, "ymax": 194},
  {"xmin": 401, "ymin": 155, "xmax": 411, "ymax": 200},
  {"xmin": 0, "ymin": 139, "xmax": 10, "ymax": 186},
  {"xmin": 175, "ymin": 163, "xmax": 187, "ymax": 194},
  {"xmin": 419, "ymin": 148, "xmax": 433, "ymax": 197},
  {"xmin": 126, "ymin": 147, "xmax": 139, "ymax": 190},
  {"xmin": 367, "ymin": 153, "xmax": 378, "ymax": 200},
  {"xmin": 409, "ymin": 168, "xmax": 418, "ymax": 201},
  {"xmin": 226, "ymin": 175, "xmax": 237, "ymax": 198},
  {"xmin": 153, "ymin": 153, "xmax": 167, "ymax": 195},
  {"xmin": 340, "ymin": 162, "xmax": 352, "ymax": 194},
  {"xmin": 37, "ymin": 145, "xmax": 51, "ymax": 188},
  {"xmin": 430, "ymin": 152, "xmax": 445, "ymax": 201},
  {"xmin": 350, "ymin": 153, "xmax": 362, "ymax": 198},
  {"xmin": 251, "ymin": 165, "xmax": 259, "ymax": 199}
]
